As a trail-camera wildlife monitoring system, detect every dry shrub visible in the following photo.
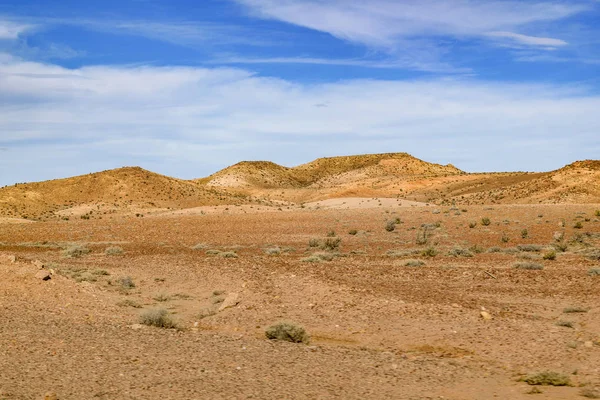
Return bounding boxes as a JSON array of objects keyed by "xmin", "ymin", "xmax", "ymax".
[
  {"xmin": 265, "ymin": 322, "xmax": 310, "ymax": 344},
  {"xmin": 139, "ymin": 309, "xmax": 178, "ymax": 329},
  {"xmin": 522, "ymin": 371, "xmax": 571, "ymax": 386}
]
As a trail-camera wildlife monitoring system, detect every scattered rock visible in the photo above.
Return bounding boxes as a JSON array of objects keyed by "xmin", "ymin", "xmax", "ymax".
[
  {"xmin": 44, "ymin": 392, "xmax": 58, "ymax": 400},
  {"xmin": 35, "ymin": 270, "xmax": 52, "ymax": 281},
  {"xmin": 480, "ymin": 311, "xmax": 492, "ymax": 320},
  {"xmin": 33, "ymin": 260, "xmax": 45, "ymax": 269},
  {"xmin": 584, "ymin": 341, "xmax": 593, "ymax": 348},
  {"xmin": 218, "ymin": 292, "xmax": 240, "ymax": 311}
]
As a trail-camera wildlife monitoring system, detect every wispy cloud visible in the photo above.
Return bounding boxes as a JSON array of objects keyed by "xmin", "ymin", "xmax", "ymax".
[
  {"xmin": 233, "ymin": 0, "xmax": 593, "ymax": 67},
  {"xmin": 0, "ymin": 19, "xmax": 36, "ymax": 39},
  {"xmin": 212, "ymin": 55, "xmax": 471, "ymax": 73},
  {"xmin": 1, "ymin": 54, "xmax": 599, "ymax": 185}
]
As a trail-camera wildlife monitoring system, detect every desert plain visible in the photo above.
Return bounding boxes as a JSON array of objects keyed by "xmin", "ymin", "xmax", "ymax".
[{"xmin": 1, "ymin": 153, "xmax": 599, "ymax": 399}]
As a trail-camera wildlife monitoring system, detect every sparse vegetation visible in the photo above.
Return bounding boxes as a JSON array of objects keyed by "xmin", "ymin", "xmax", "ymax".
[
  {"xmin": 385, "ymin": 220, "xmax": 396, "ymax": 232},
  {"xmin": 348, "ymin": 229, "xmax": 358, "ymax": 235},
  {"xmin": 595, "ymin": 210, "xmax": 600, "ymax": 217},
  {"xmin": 326, "ymin": 230, "xmax": 336, "ymax": 237},
  {"xmin": 265, "ymin": 322, "xmax": 310, "ymax": 344},
  {"xmin": 518, "ymin": 244, "xmax": 542, "ymax": 252},
  {"xmin": 555, "ymin": 320, "xmax": 574, "ymax": 328},
  {"xmin": 421, "ymin": 246, "xmax": 438, "ymax": 257},
  {"xmin": 118, "ymin": 276, "xmax": 135, "ymax": 289},
  {"xmin": 501, "ymin": 233, "xmax": 510, "ymax": 243},
  {"xmin": 117, "ymin": 299, "xmax": 142, "ymax": 308},
  {"xmin": 542, "ymin": 250, "xmax": 556, "ymax": 260},
  {"xmin": 447, "ymin": 247, "xmax": 473, "ymax": 257},
  {"xmin": 481, "ymin": 217, "xmax": 491, "ymax": 226},
  {"xmin": 153, "ymin": 293, "xmax": 171, "ymax": 302},
  {"xmin": 105, "ymin": 246, "xmax": 124, "ymax": 255},
  {"xmin": 265, "ymin": 247, "xmax": 281, "ymax": 255},
  {"xmin": 580, "ymin": 388, "xmax": 600, "ymax": 399},
  {"xmin": 219, "ymin": 251, "xmax": 238, "ymax": 258},
  {"xmin": 139, "ymin": 309, "xmax": 178, "ymax": 329},
  {"xmin": 521, "ymin": 229, "xmax": 529, "ymax": 239},
  {"xmin": 191, "ymin": 243, "xmax": 209, "ymax": 250},
  {"xmin": 321, "ymin": 237, "xmax": 341, "ymax": 251},
  {"xmin": 404, "ymin": 259, "xmax": 425, "ymax": 267},
  {"xmin": 574, "ymin": 221, "xmax": 583, "ymax": 229},
  {"xmin": 563, "ymin": 307, "xmax": 587, "ymax": 314},
  {"xmin": 588, "ymin": 268, "xmax": 600, "ymax": 276},
  {"xmin": 522, "ymin": 371, "xmax": 571, "ymax": 386},
  {"xmin": 63, "ymin": 244, "xmax": 91, "ymax": 258},
  {"xmin": 514, "ymin": 262, "xmax": 544, "ymax": 270},
  {"xmin": 469, "ymin": 221, "xmax": 477, "ymax": 228}
]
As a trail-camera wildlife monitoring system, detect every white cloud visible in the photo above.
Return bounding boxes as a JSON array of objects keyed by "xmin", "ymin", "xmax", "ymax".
[
  {"xmin": 0, "ymin": 20, "xmax": 36, "ymax": 39},
  {"xmin": 487, "ymin": 31, "xmax": 568, "ymax": 48},
  {"xmin": 0, "ymin": 54, "xmax": 599, "ymax": 185},
  {"xmin": 234, "ymin": 0, "xmax": 586, "ymax": 49}
]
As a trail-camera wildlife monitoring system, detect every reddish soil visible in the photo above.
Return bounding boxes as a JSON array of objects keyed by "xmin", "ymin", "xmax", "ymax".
[{"xmin": 1, "ymin": 203, "xmax": 599, "ymax": 399}]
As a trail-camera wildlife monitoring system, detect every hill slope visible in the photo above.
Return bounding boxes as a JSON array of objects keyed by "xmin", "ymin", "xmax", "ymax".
[{"xmin": 0, "ymin": 167, "xmax": 243, "ymax": 220}]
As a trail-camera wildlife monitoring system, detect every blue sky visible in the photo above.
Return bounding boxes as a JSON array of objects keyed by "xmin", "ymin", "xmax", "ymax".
[{"xmin": 0, "ymin": 0, "xmax": 599, "ymax": 186}]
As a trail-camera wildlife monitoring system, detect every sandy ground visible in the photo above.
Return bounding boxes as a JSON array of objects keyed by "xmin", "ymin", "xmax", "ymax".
[{"xmin": 1, "ymin": 202, "xmax": 599, "ymax": 399}]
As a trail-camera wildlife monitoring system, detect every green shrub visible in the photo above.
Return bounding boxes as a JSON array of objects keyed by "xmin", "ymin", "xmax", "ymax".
[
  {"xmin": 542, "ymin": 250, "xmax": 556, "ymax": 260},
  {"xmin": 265, "ymin": 322, "xmax": 310, "ymax": 344},
  {"xmin": 518, "ymin": 244, "xmax": 542, "ymax": 252},
  {"xmin": 421, "ymin": 246, "xmax": 438, "ymax": 257},
  {"xmin": 514, "ymin": 262, "xmax": 543, "ymax": 270},
  {"xmin": 139, "ymin": 309, "xmax": 178, "ymax": 329},
  {"xmin": 574, "ymin": 221, "xmax": 583, "ymax": 229},
  {"xmin": 595, "ymin": 210, "xmax": 600, "ymax": 217},
  {"xmin": 522, "ymin": 371, "xmax": 571, "ymax": 386},
  {"xmin": 321, "ymin": 237, "xmax": 341, "ymax": 251},
  {"xmin": 447, "ymin": 247, "xmax": 473, "ymax": 257}
]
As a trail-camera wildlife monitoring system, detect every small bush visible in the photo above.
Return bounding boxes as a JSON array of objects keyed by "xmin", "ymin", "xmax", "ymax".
[
  {"xmin": 265, "ymin": 322, "xmax": 310, "ymax": 344},
  {"xmin": 555, "ymin": 320, "xmax": 574, "ymax": 328},
  {"xmin": 119, "ymin": 276, "xmax": 135, "ymax": 289},
  {"xmin": 574, "ymin": 221, "xmax": 583, "ymax": 229},
  {"xmin": 595, "ymin": 210, "xmax": 600, "ymax": 217},
  {"xmin": 326, "ymin": 230, "xmax": 336, "ymax": 237},
  {"xmin": 153, "ymin": 293, "xmax": 171, "ymax": 302},
  {"xmin": 518, "ymin": 244, "xmax": 542, "ymax": 252},
  {"xmin": 421, "ymin": 246, "xmax": 438, "ymax": 258},
  {"xmin": 585, "ymin": 249, "xmax": 600, "ymax": 261},
  {"xmin": 447, "ymin": 247, "xmax": 473, "ymax": 257},
  {"xmin": 481, "ymin": 217, "xmax": 491, "ymax": 226},
  {"xmin": 514, "ymin": 262, "xmax": 543, "ymax": 270},
  {"xmin": 469, "ymin": 244, "xmax": 485, "ymax": 254},
  {"xmin": 117, "ymin": 299, "xmax": 142, "ymax": 308},
  {"xmin": 542, "ymin": 250, "xmax": 556, "ymax": 260},
  {"xmin": 321, "ymin": 237, "xmax": 341, "ymax": 251},
  {"xmin": 563, "ymin": 307, "xmax": 587, "ymax": 314},
  {"xmin": 301, "ymin": 255, "xmax": 322, "ymax": 263},
  {"xmin": 75, "ymin": 272, "xmax": 97, "ymax": 283},
  {"xmin": 501, "ymin": 234, "xmax": 510, "ymax": 243},
  {"xmin": 522, "ymin": 371, "xmax": 571, "ymax": 386},
  {"xmin": 265, "ymin": 247, "xmax": 281, "ymax": 256},
  {"xmin": 219, "ymin": 251, "xmax": 238, "ymax": 258},
  {"xmin": 468, "ymin": 222, "xmax": 477, "ymax": 229},
  {"xmin": 521, "ymin": 229, "xmax": 529, "ymax": 239},
  {"xmin": 139, "ymin": 309, "xmax": 178, "ymax": 329},
  {"xmin": 554, "ymin": 242, "xmax": 568, "ymax": 252},
  {"xmin": 191, "ymin": 243, "xmax": 209, "ymax": 250},
  {"xmin": 105, "ymin": 246, "xmax": 123, "ymax": 256},
  {"xmin": 385, "ymin": 220, "xmax": 396, "ymax": 232},
  {"xmin": 580, "ymin": 388, "xmax": 600, "ymax": 399},
  {"xmin": 308, "ymin": 238, "xmax": 322, "ymax": 248},
  {"xmin": 348, "ymin": 229, "xmax": 358, "ymax": 236},
  {"xmin": 404, "ymin": 259, "xmax": 425, "ymax": 267},
  {"xmin": 205, "ymin": 249, "xmax": 221, "ymax": 255},
  {"xmin": 588, "ymin": 268, "xmax": 600, "ymax": 276},
  {"xmin": 487, "ymin": 247, "xmax": 502, "ymax": 253},
  {"xmin": 63, "ymin": 245, "xmax": 91, "ymax": 258},
  {"xmin": 415, "ymin": 227, "xmax": 430, "ymax": 245}
]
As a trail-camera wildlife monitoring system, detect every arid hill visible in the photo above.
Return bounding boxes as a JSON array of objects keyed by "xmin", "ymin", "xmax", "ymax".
[
  {"xmin": 1, "ymin": 155, "xmax": 599, "ymax": 220},
  {"xmin": 0, "ymin": 167, "xmax": 246, "ymax": 220}
]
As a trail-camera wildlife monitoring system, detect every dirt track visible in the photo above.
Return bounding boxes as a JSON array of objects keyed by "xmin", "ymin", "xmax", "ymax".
[{"xmin": 1, "ymin": 203, "xmax": 599, "ymax": 399}]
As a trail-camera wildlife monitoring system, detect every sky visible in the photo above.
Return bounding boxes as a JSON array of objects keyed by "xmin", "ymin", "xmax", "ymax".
[{"xmin": 0, "ymin": 0, "xmax": 599, "ymax": 186}]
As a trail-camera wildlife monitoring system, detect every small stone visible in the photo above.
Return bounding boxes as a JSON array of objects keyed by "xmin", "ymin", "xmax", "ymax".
[
  {"xmin": 35, "ymin": 270, "xmax": 51, "ymax": 281},
  {"xmin": 218, "ymin": 292, "xmax": 240, "ymax": 311},
  {"xmin": 451, "ymin": 303, "xmax": 460, "ymax": 308},
  {"xmin": 44, "ymin": 392, "xmax": 58, "ymax": 400},
  {"xmin": 128, "ymin": 324, "xmax": 144, "ymax": 330},
  {"xmin": 480, "ymin": 311, "xmax": 492, "ymax": 320},
  {"xmin": 584, "ymin": 341, "xmax": 593, "ymax": 348},
  {"xmin": 33, "ymin": 260, "xmax": 45, "ymax": 269}
]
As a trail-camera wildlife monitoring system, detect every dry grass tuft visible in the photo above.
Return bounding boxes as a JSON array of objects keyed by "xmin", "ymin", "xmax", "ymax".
[
  {"xmin": 522, "ymin": 371, "xmax": 571, "ymax": 386},
  {"xmin": 139, "ymin": 308, "xmax": 178, "ymax": 329},
  {"xmin": 265, "ymin": 322, "xmax": 310, "ymax": 344}
]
